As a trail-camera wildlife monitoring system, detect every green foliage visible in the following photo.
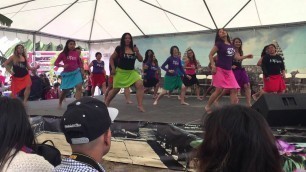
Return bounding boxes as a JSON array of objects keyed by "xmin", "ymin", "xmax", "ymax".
[
  {"xmin": 0, "ymin": 14, "xmax": 12, "ymax": 27},
  {"xmin": 282, "ymin": 154, "xmax": 306, "ymax": 172}
]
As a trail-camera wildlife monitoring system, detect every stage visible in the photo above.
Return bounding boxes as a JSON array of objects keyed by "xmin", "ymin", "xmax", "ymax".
[{"xmin": 27, "ymin": 94, "xmax": 247, "ymax": 125}]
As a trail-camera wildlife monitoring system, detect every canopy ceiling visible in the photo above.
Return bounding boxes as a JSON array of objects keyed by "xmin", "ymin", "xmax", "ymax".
[{"xmin": 1, "ymin": 0, "xmax": 306, "ymax": 41}]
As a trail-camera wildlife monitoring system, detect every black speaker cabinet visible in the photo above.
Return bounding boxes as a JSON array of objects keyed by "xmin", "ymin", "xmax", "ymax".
[{"xmin": 252, "ymin": 93, "xmax": 306, "ymax": 127}]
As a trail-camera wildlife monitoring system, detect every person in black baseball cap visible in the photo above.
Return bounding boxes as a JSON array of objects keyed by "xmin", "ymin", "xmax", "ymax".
[{"xmin": 54, "ymin": 97, "xmax": 118, "ymax": 172}]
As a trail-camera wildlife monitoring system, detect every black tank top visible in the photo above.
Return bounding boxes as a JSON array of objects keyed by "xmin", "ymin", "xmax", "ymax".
[{"xmin": 13, "ymin": 61, "xmax": 28, "ymax": 77}]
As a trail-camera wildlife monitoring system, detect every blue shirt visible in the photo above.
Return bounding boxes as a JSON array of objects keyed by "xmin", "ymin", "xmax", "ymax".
[{"xmin": 53, "ymin": 158, "xmax": 105, "ymax": 172}]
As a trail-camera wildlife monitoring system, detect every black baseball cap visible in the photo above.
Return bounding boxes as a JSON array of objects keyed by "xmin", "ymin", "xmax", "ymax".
[{"xmin": 61, "ymin": 97, "xmax": 118, "ymax": 145}]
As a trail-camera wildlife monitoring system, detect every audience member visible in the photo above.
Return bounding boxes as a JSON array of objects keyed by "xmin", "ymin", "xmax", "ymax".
[
  {"xmin": 0, "ymin": 97, "xmax": 54, "ymax": 171},
  {"xmin": 196, "ymin": 105, "xmax": 283, "ymax": 172},
  {"xmin": 54, "ymin": 97, "xmax": 118, "ymax": 172}
]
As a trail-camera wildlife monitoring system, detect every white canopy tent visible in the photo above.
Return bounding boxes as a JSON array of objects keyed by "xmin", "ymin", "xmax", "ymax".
[{"xmin": 1, "ymin": 0, "xmax": 306, "ymax": 42}]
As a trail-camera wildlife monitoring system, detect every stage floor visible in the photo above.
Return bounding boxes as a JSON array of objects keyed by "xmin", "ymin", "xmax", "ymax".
[{"xmin": 27, "ymin": 94, "xmax": 248, "ymax": 125}]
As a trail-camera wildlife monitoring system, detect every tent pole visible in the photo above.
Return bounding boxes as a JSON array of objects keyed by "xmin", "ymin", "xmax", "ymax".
[
  {"xmin": 89, "ymin": 0, "xmax": 98, "ymax": 40},
  {"xmin": 32, "ymin": 34, "xmax": 36, "ymax": 67},
  {"xmin": 114, "ymin": 0, "xmax": 146, "ymax": 36},
  {"xmin": 202, "ymin": 0, "xmax": 218, "ymax": 29},
  {"xmin": 139, "ymin": 0, "xmax": 212, "ymax": 30},
  {"xmin": 0, "ymin": 0, "xmax": 35, "ymax": 10},
  {"xmin": 223, "ymin": 0, "xmax": 251, "ymax": 28}
]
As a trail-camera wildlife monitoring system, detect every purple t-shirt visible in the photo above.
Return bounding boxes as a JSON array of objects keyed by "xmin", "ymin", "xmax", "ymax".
[
  {"xmin": 54, "ymin": 50, "xmax": 82, "ymax": 72},
  {"xmin": 91, "ymin": 60, "xmax": 105, "ymax": 74},
  {"xmin": 215, "ymin": 42, "xmax": 235, "ymax": 70},
  {"xmin": 144, "ymin": 61, "xmax": 159, "ymax": 79},
  {"xmin": 161, "ymin": 56, "xmax": 186, "ymax": 76}
]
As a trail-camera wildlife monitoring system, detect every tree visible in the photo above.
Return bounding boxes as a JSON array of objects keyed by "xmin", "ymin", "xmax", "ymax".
[{"xmin": 0, "ymin": 14, "xmax": 12, "ymax": 27}]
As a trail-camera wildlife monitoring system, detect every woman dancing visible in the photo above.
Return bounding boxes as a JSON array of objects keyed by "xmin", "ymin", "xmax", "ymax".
[
  {"xmin": 182, "ymin": 49, "xmax": 202, "ymax": 100},
  {"xmin": 88, "ymin": 52, "xmax": 106, "ymax": 98},
  {"xmin": 214, "ymin": 38, "xmax": 253, "ymax": 107},
  {"xmin": 105, "ymin": 33, "xmax": 145, "ymax": 112},
  {"xmin": 54, "ymin": 39, "xmax": 84, "ymax": 107},
  {"xmin": 2, "ymin": 44, "xmax": 39, "ymax": 104},
  {"xmin": 205, "ymin": 29, "xmax": 252, "ymax": 112},
  {"xmin": 153, "ymin": 46, "xmax": 191, "ymax": 105},
  {"xmin": 143, "ymin": 49, "xmax": 160, "ymax": 99},
  {"xmin": 261, "ymin": 44, "xmax": 286, "ymax": 94}
]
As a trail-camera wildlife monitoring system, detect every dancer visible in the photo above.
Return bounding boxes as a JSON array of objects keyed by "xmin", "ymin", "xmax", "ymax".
[
  {"xmin": 54, "ymin": 39, "xmax": 84, "ymax": 108},
  {"xmin": 2, "ymin": 44, "xmax": 39, "ymax": 104},
  {"xmin": 214, "ymin": 38, "xmax": 253, "ymax": 107},
  {"xmin": 167, "ymin": 51, "xmax": 184, "ymax": 99},
  {"xmin": 104, "ymin": 56, "xmax": 133, "ymax": 104},
  {"xmin": 261, "ymin": 44, "xmax": 286, "ymax": 94},
  {"xmin": 105, "ymin": 33, "xmax": 145, "ymax": 112},
  {"xmin": 252, "ymin": 45, "xmax": 269, "ymax": 100},
  {"xmin": 182, "ymin": 49, "xmax": 202, "ymax": 100},
  {"xmin": 88, "ymin": 52, "xmax": 107, "ymax": 97},
  {"xmin": 143, "ymin": 49, "xmax": 160, "ymax": 99},
  {"xmin": 205, "ymin": 28, "xmax": 252, "ymax": 112},
  {"xmin": 153, "ymin": 46, "xmax": 191, "ymax": 105}
]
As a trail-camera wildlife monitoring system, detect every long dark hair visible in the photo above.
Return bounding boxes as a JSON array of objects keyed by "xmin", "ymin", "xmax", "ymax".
[
  {"xmin": 119, "ymin": 32, "xmax": 134, "ymax": 55},
  {"xmin": 13, "ymin": 44, "xmax": 28, "ymax": 64},
  {"xmin": 0, "ymin": 97, "xmax": 36, "ymax": 170},
  {"xmin": 170, "ymin": 46, "xmax": 179, "ymax": 56},
  {"xmin": 232, "ymin": 37, "xmax": 243, "ymax": 56},
  {"xmin": 62, "ymin": 39, "xmax": 76, "ymax": 57},
  {"xmin": 144, "ymin": 49, "xmax": 154, "ymax": 64},
  {"xmin": 197, "ymin": 105, "xmax": 282, "ymax": 172},
  {"xmin": 215, "ymin": 28, "xmax": 231, "ymax": 44},
  {"xmin": 187, "ymin": 49, "xmax": 198, "ymax": 67},
  {"xmin": 261, "ymin": 45, "xmax": 269, "ymax": 57}
]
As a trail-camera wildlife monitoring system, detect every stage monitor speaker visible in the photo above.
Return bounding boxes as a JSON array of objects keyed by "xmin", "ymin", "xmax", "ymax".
[{"xmin": 251, "ymin": 93, "xmax": 306, "ymax": 127}]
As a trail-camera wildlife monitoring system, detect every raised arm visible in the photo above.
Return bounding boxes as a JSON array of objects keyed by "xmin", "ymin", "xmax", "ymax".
[
  {"xmin": 133, "ymin": 46, "xmax": 143, "ymax": 62},
  {"xmin": 234, "ymin": 53, "xmax": 253, "ymax": 61}
]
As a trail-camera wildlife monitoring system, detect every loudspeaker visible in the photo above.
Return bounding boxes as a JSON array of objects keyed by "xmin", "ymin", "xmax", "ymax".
[{"xmin": 252, "ymin": 93, "xmax": 306, "ymax": 127}]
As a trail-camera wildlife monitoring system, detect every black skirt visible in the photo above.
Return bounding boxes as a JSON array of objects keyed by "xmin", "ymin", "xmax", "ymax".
[
  {"xmin": 183, "ymin": 74, "xmax": 199, "ymax": 87},
  {"xmin": 143, "ymin": 77, "xmax": 159, "ymax": 88}
]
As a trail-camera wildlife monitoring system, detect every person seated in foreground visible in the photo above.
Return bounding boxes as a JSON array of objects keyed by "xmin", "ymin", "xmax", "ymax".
[
  {"xmin": 54, "ymin": 97, "xmax": 118, "ymax": 172},
  {"xmin": 196, "ymin": 105, "xmax": 283, "ymax": 172},
  {"xmin": 0, "ymin": 97, "xmax": 54, "ymax": 171}
]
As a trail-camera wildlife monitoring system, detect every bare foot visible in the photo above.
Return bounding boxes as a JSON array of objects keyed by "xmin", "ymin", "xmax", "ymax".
[
  {"xmin": 197, "ymin": 97, "xmax": 203, "ymax": 101},
  {"xmin": 126, "ymin": 101, "xmax": 133, "ymax": 104},
  {"xmin": 177, "ymin": 96, "xmax": 181, "ymax": 100},
  {"xmin": 58, "ymin": 104, "xmax": 62, "ymax": 109},
  {"xmin": 181, "ymin": 102, "xmax": 189, "ymax": 105},
  {"xmin": 204, "ymin": 106, "xmax": 212, "ymax": 114},
  {"xmin": 152, "ymin": 95, "xmax": 157, "ymax": 99},
  {"xmin": 153, "ymin": 100, "xmax": 158, "ymax": 105},
  {"xmin": 138, "ymin": 106, "xmax": 145, "ymax": 112}
]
